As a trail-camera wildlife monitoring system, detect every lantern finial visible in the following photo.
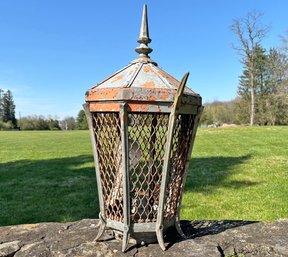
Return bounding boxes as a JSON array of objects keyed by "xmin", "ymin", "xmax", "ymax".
[{"xmin": 135, "ymin": 4, "xmax": 153, "ymax": 58}]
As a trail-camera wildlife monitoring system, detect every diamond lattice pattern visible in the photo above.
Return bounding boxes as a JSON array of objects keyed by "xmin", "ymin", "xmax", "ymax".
[
  {"xmin": 164, "ymin": 114, "xmax": 195, "ymax": 220},
  {"xmin": 128, "ymin": 113, "xmax": 169, "ymax": 223},
  {"xmin": 92, "ymin": 111, "xmax": 194, "ymax": 224},
  {"xmin": 92, "ymin": 113, "xmax": 124, "ymax": 222}
]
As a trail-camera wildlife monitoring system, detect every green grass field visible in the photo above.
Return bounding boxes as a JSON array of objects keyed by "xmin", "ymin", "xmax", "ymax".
[{"xmin": 0, "ymin": 127, "xmax": 288, "ymax": 226}]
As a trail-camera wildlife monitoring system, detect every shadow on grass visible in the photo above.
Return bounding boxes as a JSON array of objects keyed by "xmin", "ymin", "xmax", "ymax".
[
  {"xmin": 0, "ymin": 154, "xmax": 257, "ymax": 227},
  {"xmin": 0, "ymin": 155, "xmax": 98, "ymax": 226},
  {"xmin": 185, "ymin": 154, "xmax": 257, "ymax": 193}
]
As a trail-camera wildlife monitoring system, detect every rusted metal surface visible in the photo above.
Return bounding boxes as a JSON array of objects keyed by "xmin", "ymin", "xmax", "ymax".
[
  {"xmin": 92, "ymin": 112, "xmax": 124, "ymax": 222},
  {"xmin": 119, "ymin": 103, "xmax": 130, "ymax": 252},
  {"xmin": 128, "ymin": 113, "xmax": 169, "ymax": 223},
  {"xmin": 85, "ymin": 62, "xmax": 201, "ymax": 106},
  {"xmin": 89, "ymin": 63, "xmax": 195, "ymax": 91},
  {"xmin": 175, "ymin": 106, "xmax": 203, "ymax": 238},
  {"xmin": 84, "ymin": 4, "xmax": 203, "ymax": 252},
  {"xmin": 89, "ymin": 101, "xmax": 200, "ymax": 114},
  {"xmin": 155, "ymin": 73, "xmax": 190, "ymax": 250},
  {"xmin": 89, "ymin": 101, "xmax": 169, "ymax": 113},
  {"xmin": 164, "ymin": 113, "xmax": 196, "ymax": 220}
]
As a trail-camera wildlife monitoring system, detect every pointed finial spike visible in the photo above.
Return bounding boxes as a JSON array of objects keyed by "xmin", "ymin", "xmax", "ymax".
[
  {"xmin": 135, "ymin": 4, "xmax": 153, "ymax": 58},
  {"xmin": 139, "ymin": 4, "xmax": 150, "ymax": 41}
]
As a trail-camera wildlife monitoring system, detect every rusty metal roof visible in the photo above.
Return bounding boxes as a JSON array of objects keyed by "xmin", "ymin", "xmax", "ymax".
[{"xmin": 86, "ymin": 4, "xmax": 201, "ymax": 105}]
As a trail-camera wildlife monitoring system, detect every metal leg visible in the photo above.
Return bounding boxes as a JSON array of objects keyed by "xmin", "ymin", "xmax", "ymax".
[
  {"xmin": 156, "ymin": 73, "xmax": 189, "ymax": 251},
  {"xmin": 120, "ymin": 103, "xmax": 131, "ymax": 253},
  {"xmin": 174, "ymin": 109, "xmax": 203, "ymax": 240},
  {"xmin": 121, "ymin": 228, "xmax": 130, "ymax": 252},
  {"xmin": 175, "ymin": 219, "xmax": 187, "ymax": 239},
  {"xmin": 94, "ymin": 213, "xmax": 106, "ymax": 241},
  {"xmin": 156, "ymin": 225, "xmax": 166, "ymax": 251}
]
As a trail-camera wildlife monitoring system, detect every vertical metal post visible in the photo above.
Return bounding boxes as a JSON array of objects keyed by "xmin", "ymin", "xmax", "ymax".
[
  {"xmin": 174, "ymin": 106, "xmax": 203, "ymax": 238},
  {"xmin": 148, "ymin": 114, "xmax": 157, "ymax": 219},
  {"xmin": 156, "ymin": 73, "xmax": 189, "ymax": 250},
  {"xmin": 83, "ymin": 104, "xmax": 107, "ymax": 240},
  {"xmin": 119, "ymin": 103, "xmax": 131, "ymax": 252}
]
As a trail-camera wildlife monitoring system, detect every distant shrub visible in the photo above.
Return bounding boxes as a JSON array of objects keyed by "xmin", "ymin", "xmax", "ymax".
[{"xmin": 0, "ymin": 119, "xmax": 13, "ymax": 130}]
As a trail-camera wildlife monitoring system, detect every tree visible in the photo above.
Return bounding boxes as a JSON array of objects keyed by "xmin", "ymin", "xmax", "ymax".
[
  {"xmin": 231, "ymin": 10, "xmax": 269, "ymax": 125},
  {"xmin": 237, "ymin": 45, "xmax": 288, "ymax": 125},
  {"xmin": 0, "ymin": 88, "xmax": 4, "ymax": 119},
  {"xmin": 1, "ymin": 90, "xmax": 17, "ymax": 128},
  {"xmin": 76, "ymin": 110, "xmax": 88, "ymax": 130},
  {"xmin": 47, "ymin": 118, "xmax": 61, "ymax": 130},
  {"xmin": 200, "ymin": 100, "xmax": 239, "ymax": 126},
  {"xmin": 266, "ymin": 48, "xmax": 288, "ymax": 125},
  {"xmin": 18, "ymin": 115, "xmax": 61, "ymax": 130},
  {"xmin": 281, "ymin": 31, "xmax": 288, "ymax": 53},
  {"xmin": 233, "ymin": 97, "xmax": 250, "ymax": 125},
  {"xmin": 238, "ymin": 45, "xmax": 267, "ymax": 124},
  {"xmin": 60, "ymin": 117, "xmax": 76, "ymax": 130}
]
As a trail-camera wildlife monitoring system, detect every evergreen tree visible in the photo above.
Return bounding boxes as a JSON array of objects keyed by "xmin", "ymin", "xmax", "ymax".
[
  {"xmin": 76, "ymin": 110, "xmax": 88, "ymax": 130},
  {"xmin": 1, "ymin": 90, "xmax": 17, "ymax": 127},
  {"xmin": 238, "ymin": 46, "xmax": 288, "ymax": 125},
  {"xmin": 265, "ymin": 48, "xmax": 288, "ymax": 125},
  {"xmin": 0, "ymin": 88, "xmax": 4, "ymax": 119},
  {"xmin": 238, "ymin": 45, "xmax": 267, "ymax": 122}
]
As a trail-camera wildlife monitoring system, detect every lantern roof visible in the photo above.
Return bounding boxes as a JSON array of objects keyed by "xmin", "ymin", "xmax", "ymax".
[{"xmin": 86, "ymin": 5, "xmax": 201, "ymax": 105}]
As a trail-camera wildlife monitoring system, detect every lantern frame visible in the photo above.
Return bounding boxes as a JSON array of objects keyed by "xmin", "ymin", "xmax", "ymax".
[{"xmin": 84, "ymin": 5, "xmax": 203, "ymax": 252}]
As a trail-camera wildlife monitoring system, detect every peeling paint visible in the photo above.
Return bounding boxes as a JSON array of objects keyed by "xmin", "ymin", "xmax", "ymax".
[
  {"xmin": 143, "ymin": 66, "xmax": 153, "ymax": 73},
  {"xmin": 85, "ymin": 46, "xmax": 201, "ymax": 107},
  {"xmin": 111, "ymin": 75, "xmax": 124, "ymax": 83},
  {"xmin": 129, "ymin": 103, "xmax": 149, "ymax": 112},
  {"xmin": 159, "ymin": 91, "xmax": 171, "ymax": 100},
  {"xmin": 89, "ymin": 102, "xmax": 121, "ymax": 112},
  {"xmin": 86, "ymin": 88, "xmax": 120, "ymax": 101},
  {"xmin": 148, "ymin": 95, "xmax": 156, "ymax": 101},
  {"xmin": 143, "ymin": 81, "xmax": 155, "ymax": 87}
]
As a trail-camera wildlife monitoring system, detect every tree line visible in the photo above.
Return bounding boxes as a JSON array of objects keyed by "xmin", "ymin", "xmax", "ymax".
[
  {"xmin": 202, "ymin": 11, "xmax": 288, "ymax": 126},
  {"xmin": 17, "ymin": 111, "xmax": 88, "ymax": 130},
  {"xmin": 0, "ymin": 90, "xmax": 88, "ymax": 131}
]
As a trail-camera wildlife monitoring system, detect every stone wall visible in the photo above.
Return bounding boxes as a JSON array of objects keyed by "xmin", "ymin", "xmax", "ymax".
[{"xmin": 0, "ymin": 219, "xmax": 287, "ymax": 257}]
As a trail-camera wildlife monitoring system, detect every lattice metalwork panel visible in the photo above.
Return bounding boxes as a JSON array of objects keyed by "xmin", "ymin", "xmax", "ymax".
[
  {"xmin": 92, "ymin": 113, "xmax": 123, "ymax": 222},
  {"xmin": 164, "ymin": 114, "xmax": 195, "ymax": 220},
  {"xmin": 128, "ymin": 113, "xmax": 169, "ymax": 223}
]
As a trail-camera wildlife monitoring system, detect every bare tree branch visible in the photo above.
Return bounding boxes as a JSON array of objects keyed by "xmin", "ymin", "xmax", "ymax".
[{"xmin": 231, "ymin": 10, "xmax": 269, "ymax": 125}]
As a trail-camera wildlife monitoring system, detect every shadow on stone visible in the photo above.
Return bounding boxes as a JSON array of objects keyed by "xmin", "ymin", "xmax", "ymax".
[{"xmin": 165, "ymin": 220, "xmax": 258, "ymax": 250}]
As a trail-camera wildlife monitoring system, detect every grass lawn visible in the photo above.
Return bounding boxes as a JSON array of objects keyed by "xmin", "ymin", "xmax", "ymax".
[
  {"xmin": 0, "ymin": 131, "xmax": 97, "ymax": 226},
  {"xmin": 182, "ymin": 126, "xmax": 288, "ymax": 221},
  {"xmin": 0, "ymin": 127, "xmax": 288, "ymax": 226}
]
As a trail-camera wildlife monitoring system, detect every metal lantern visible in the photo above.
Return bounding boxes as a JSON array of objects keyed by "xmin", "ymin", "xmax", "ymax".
[{"xmin": 84, "ymin": 5, "xmax": 203, "ymax": 252}]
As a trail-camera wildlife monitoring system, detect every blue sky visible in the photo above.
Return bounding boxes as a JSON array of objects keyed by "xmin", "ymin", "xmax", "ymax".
[{"xmin": 0, "ymin": 0, "xmax": 287, "ymax": 119}]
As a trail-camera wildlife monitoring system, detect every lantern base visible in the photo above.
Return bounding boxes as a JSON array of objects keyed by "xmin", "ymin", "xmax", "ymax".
[
  {"xmin": 94, "ymin": 218, "xmax": 182, "ymax": 252},
  {"xmin": 114, "ymin": 230, "xmax": 158, "ymax": 245}
]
